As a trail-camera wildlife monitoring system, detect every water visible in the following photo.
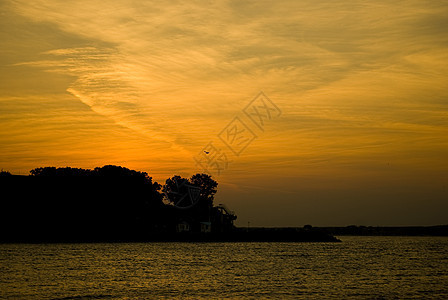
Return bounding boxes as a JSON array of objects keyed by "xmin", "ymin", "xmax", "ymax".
[{"xmin": 1, "ymin": 237, "xmax": 447, "ymax": 299}]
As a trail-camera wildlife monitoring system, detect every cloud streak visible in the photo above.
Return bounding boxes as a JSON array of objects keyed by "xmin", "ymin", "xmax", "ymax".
[
  {"xmin": 2, "ymin": 0, "xmax": 448, "ymax": 225},
  {"xmin": 9, "ymin": 0, "xmax": 448, "ymax": 161}
]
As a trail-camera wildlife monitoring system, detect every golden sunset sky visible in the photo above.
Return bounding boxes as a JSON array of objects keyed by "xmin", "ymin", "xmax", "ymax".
[{"xmin": 1, "ymin": 0, "xmax": 447, "ymax": 226}]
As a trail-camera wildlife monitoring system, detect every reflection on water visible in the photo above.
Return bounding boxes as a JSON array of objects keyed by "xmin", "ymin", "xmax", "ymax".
[{"xmin": 1, "ymin": 237, "xmax": 447, "ymax": 299}]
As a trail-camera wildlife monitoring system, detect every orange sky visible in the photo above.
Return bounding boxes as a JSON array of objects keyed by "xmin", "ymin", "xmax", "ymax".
[{"xmin": 1, "ymin": 0, "xmax": 447, "ymax": 226}]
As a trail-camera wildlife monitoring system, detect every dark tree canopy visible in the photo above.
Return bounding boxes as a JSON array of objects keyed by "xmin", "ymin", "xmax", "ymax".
[
  {"xmin": 30, "ymin": 166, "xmax": 93, "ymax": 177},
  {"xmin": 0, "ymin": 166, "xmax": 236, "ymax": 241},
  {"xmin": 190, "ymin": 173, "xmax": 218, "ymax": 207},
  {"xmin": 163, "ymin": 173, "xmax": 217, "ymax": 209},
  {"xmin": 163, "ymin": 175, "xmax": 191, "ymax": 207},
  {"xmin": 0, "ymin": 170, "xmax": 11, "ymax": 176},
  {"xmin": 31, "ymin": 165, "xmax": 152, "ymax": 180}
]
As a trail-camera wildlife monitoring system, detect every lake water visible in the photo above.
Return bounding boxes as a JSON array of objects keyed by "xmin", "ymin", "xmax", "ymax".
[{"xmin": 1, "ymin": 236, "xmax": 447, "ymax": 299}]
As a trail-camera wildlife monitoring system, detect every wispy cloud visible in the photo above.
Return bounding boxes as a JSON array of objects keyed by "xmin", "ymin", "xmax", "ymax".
[
  {"xmin": 9, "ymin": 0, "xmax": 448, "ymax": 148},
  {"xmin": 3, "ymin": 0, "xmax": 448, "ymax": 224}
]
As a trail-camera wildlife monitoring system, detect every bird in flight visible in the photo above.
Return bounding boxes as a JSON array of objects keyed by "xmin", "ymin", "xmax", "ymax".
[{"xmin": 204, "ymin": 151, "xmax": 210, "ymax": 154}]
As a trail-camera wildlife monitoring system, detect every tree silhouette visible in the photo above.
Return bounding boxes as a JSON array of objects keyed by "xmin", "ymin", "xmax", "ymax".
[
  {"xmin": 0, "ymin": 166, "xmax": 239, "ymax": 241},
  {"xmin": 0, "ymin": 170, "xmax": 11, "ymax": 176},
  {"xmin": 163, "ymin": 175, "xmax": 196, "ymax": 208},
  {"xmin": 190, "ymin": 173, "xmax": 217, "ymax": 208},
  {"xmin": 30, "ymin": 166, "xmax": 93, "ymax": 176},
  {"xmin": 163, "ymin": 174, "xmax": 217, "ymax": 209}
]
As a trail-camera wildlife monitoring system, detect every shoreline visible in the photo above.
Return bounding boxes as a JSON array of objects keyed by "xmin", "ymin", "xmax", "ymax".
[
  {"xmin": 2, "ymin": 226, "xmax": 447, "ymax": 244},
  {"xmin": 2, "ymin": 226, "xmax": 448, "ymax": 244},
  {"xmin": 0, "ymin": 229, "xmax": 341, "ymax": 244}
]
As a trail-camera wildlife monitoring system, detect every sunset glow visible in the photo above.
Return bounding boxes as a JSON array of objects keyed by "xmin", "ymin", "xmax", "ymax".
[{"xmin": 1, "ymin": 0, "xmax": 447, "ymax": 226}]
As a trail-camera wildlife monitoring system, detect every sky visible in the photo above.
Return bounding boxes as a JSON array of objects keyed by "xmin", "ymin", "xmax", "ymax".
[{"xmin": 1, "ymin": 0, "xmax": 447, "ymax": 226}]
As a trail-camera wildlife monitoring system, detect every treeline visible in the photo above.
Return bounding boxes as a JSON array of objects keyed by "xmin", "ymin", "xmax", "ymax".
[
  {"xmin": 0, "ymin": 165, "xmax": 236, "ymax": 242},
  {"xmin": 319, "ymin": 225, "xmax": 448, "ymax": 236}
]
